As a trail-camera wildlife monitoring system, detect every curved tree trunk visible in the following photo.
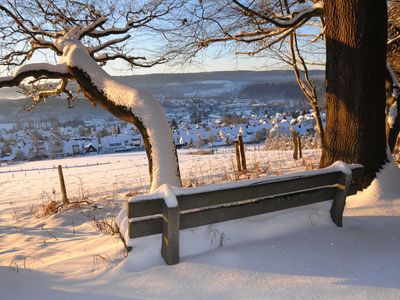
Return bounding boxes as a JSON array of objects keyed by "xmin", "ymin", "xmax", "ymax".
[
  {"xmin": 321, "ymin": 0, "xmax": 388, "ymax": 188},
  {"xmin": 58, "ymin": 41, "xmax": 181, "ymax": 192}
]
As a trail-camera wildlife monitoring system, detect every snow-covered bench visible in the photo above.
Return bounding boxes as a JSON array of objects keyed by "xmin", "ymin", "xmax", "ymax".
[{"xmin": 117, "ymin": 162, "xmax": 364, "ymax": 265}]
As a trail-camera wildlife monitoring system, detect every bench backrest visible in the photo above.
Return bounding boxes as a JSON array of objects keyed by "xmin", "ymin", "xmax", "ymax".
[{"xmin": 126, "ymin": 163, "xmax": 364, "ymax": 264}]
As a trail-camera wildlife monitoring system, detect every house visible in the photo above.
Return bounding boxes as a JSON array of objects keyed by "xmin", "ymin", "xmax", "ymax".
[
  {"xmin": 29, "ymin": 140, "xmax": 49, "ymax": 159},
  {"xmin": 63, "ymin": 137, "xmax": 99, "ymax": 156},
  {"xmin": 11, "ymin": 141, "xmax": 31, "ymax": 160},
  {"xmin": 174, "ymin": 129, "xmax": 194, "ymax": 148},
  {"xmin": 100, "ymin": 134, "xmax": 142, "ymax": 153},
  {"xmin": 83, "ymin": 143, "xmax": 98, "ymax": 154},
  {"xmin": 269, "ymin": 119, "xmax": 291, "ymax": 137}
]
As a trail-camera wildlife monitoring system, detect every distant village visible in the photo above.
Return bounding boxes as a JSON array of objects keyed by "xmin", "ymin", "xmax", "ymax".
[{"xmin": 0, "ymin": 97, "xmax": 324, "ymax": 163}]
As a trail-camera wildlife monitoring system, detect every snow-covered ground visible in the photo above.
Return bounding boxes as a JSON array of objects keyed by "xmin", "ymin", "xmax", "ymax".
[
  {"xmin": 0, "ymin": 147, "xmax": 320, "ymax": 213},
  {"xmin": 1, "ymin": 148, "xmax": 399, "ymax": 299}
]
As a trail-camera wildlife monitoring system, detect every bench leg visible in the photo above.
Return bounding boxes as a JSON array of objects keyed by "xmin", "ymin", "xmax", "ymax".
[
  {"xmin": 161, "ymin": 204, "xmax": 180, "ymax": 265},
  {"xmin": 331, "ymin": 172, "xmax": 352, "ymax": 227}
]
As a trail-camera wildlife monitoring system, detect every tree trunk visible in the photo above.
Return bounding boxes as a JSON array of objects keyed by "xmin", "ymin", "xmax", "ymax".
[
  {"xmin": 321, "ymin": 0, "xmax": 388, "ymax": 188},
  {"xmin": 292, "ymin": 130, "xmax": 299, "ymax": 160},
  {"xmin": 298, "ymin": 135, "xmax": 302, "ymax": 159},
  {"xmin": 69, "ymin": 66, "xmax": 181, "ymax": 192}
]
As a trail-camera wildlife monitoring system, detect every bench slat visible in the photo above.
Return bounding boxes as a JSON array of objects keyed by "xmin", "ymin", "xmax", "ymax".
[
  {"xmin": 128, "ymin": 198, "xmax": 163, "ymax": 218},
  {"xmin": 177, "ymin": 172, "xmax": 341, "ymax": 212},
  {"xmin": 129, "ymin": 217, "xmax": 162, "ymax": 238},
  {"xmin": 180, "ymin": 187, "xmax": 336, "ymax": 230}
]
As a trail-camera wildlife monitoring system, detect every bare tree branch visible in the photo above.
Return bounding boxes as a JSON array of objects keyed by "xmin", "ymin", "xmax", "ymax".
[{"xmin": 88, "ymin": 35, "xmax": 130, "ymax": 54}]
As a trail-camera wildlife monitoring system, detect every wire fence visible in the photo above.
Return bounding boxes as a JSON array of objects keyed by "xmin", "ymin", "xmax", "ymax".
[
  {"xmin": 0, "ymin": 161, "xmax": 111, "ymax": 174},
  {"xmin": 0, "ymin": 147, "xmax": 322, "ymax": 211}
]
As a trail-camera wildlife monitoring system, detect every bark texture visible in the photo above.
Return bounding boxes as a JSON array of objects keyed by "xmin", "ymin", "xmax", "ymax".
[{"xmin": 321, "ymin": 0, "xmax": 388, "ymax": 188}]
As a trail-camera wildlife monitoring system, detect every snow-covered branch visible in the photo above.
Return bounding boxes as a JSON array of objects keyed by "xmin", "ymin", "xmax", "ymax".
[
  {"xmin": 94, "ymin": 53, "xmax": 166, "ymax": 68},
  {"xmin": 232, "ymin": 0, "xmax": 324, "ymax": 28},
  {"xmin": 0, "ymin": 63, "xmax": 70, "ymax": 89}
]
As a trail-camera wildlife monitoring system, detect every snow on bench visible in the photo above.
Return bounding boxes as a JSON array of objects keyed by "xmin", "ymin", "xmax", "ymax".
[{"xmin": 117, "ymin": 162, "xmax": 364, "ymax": 265}]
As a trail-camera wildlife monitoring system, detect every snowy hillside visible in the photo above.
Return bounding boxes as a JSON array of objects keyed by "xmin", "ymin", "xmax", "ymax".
[{"xmin": 1, "ymin": 148, "xmax": 400, "ymax": 299}]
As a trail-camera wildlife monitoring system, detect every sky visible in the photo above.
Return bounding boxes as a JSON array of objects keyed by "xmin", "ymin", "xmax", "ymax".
[
  {"xmin": 103, "ymin": 51, "xmax": 292, "ymax": 76},
  {"xmin": 0, "ymin": 1, "xmax": 325, "ymax": 78},
  {"xmin": 0, "ymin": 0, "xmax": 328, "ymax": 80},
  {"xmin": 18, "ymin": 43, "xmax": 294, "ymax": 77}
]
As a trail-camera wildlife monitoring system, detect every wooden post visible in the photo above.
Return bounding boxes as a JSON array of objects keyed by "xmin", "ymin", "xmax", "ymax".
[
  {"xmin": 330, "ymin": 171, "xmax": 352, "ymax": 227},
  {"xmin": 298, "ymin": 135, "xmax": 302, "ymax": 158},
  {"xmin": 292, "ymin": 131, "xmax": 299, "ymax": 160},
  {"xmin": 238, "ymin": 135, "xmax": 247, "ymax": 171},
  {"xmin": 235, "ymin": 142, "xmax": 242, "ymax": 172},
  {"xmin": 161, "ymin": 202, "xmax": 180, "ymax": 265},
  {"xmin": 57, "ymin": 165, "xmax": 69, "ymax": 205}
]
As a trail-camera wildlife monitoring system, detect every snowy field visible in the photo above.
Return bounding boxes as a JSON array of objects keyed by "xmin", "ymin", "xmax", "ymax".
[
  {"xmin": 0, "ymin": 147, "xmax": 320, "ymax": 213},
  {"xmin": 1, "ymin": 147, "xmax": 400, "ymax": 299}
]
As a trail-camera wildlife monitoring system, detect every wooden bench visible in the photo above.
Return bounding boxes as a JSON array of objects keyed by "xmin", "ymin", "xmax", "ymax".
[{"xmin": 123, "ymin": 163, "xmax": 364, "ymax": 265}]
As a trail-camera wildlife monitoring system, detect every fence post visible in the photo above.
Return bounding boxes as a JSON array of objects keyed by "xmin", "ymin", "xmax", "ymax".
[
  {"xmin": 330, "ymin": 171, "xmax": 352, "ymax": 227},
  {"xmin": 238, "ymin": 134, "xmax": 247, "ymax": 171},
  {"xmin": 161, "ymin": 202, "xmax": 180, "ymax": 265},
  {"xmin": 234, "ymin": 142, "xmax": 242, "ymax": 172},
  {"xmin": 57, "ymin": 165, "xmax": 69, "ymax": 205},
  {"xmin": 298, "ymin": 135, "xmax": 302, "ymax": 158},
  {"xmin": 292, "ymin": 131, "xmax": 299, "ymax": 160}
]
